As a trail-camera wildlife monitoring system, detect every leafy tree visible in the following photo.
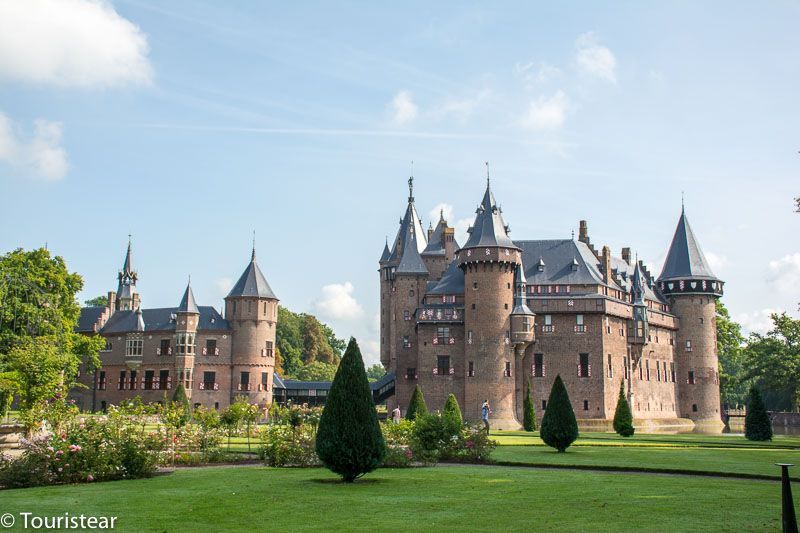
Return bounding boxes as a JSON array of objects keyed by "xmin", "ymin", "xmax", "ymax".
[
  {"xmin": 320, "ymin": 322, "xmax": 347, "ymax": 356},
  {"xmin": 193, "ymin": 406, "xmax": 221, "ymax": 459},
  {"xmin": 716, "ymin": 301, "xmax": 748, "ymax": 407},
  {"xmin": 275, "ymin": 306, "xmax": 343, "ymax": 376},
  {"xmin": 302, "ymin": 314, "xmax": 337, "ymax": 365},
  {"xmin": 540, "ymin": 375, "xmax": 579, "ymax": 452},
  {"xmin": 276, "ymin": 306, "xmax": 304, "ymax": 376},
  {"xmin": 406, "ymin": 384, "xmax": 428, "ymax": 421},
  {"xmin": 220, "ymin": 404, "xmax": 242, "ymax": 450},
  {"xmin": 294, "ymin": 360, "xmax": 339, "ymax": 381},
  {"xmin": 743, "ymin": 313, "xmax": 800, "ymax": 410},
  {"xmin": 84, "ymin": 295, "xmax": 108, "ymax": 307},
  {"xmin": 5, "ymin": 338, "xmax": 80, "ymax": 410},
  {"xmin": 523, "ymin": 378, "xmax": 536, "ymax": 432},
  {"xmin": 612, "ymin": 382, "xmax": 635, "ymax": 437},
  {"xmin": 315, "ymin": 338, "xmax": 385, "ymax": 482},
  {"xmin": 171, "ymin": 382, "xmax": 191, "ymax": 421},
  {"xmin": 442, "ymin": 393, "xmax": 463, "ymax": 430},
  {"xmin": 231, "ymin": 396, "xmax": 260, "ymax": 452},
  {"xmin": 366, "ymin": 364, "xmax": 386, "ymax": 382},
  {"xmin": 745, "ymin": 386, "xmax": 773, "ymax": 441}
]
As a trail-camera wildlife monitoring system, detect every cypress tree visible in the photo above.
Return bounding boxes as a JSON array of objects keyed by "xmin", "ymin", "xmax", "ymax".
[
  {"xmin": 406, "ymin": 384, "xmax": 428, "ymax": 421},
  {"xmin": 540, "ymin": 375, "xmax": 579, "ymax": 452},
  {"xmin": 442, "ymin": 393, "xmax": 463, "ymax": 430},
  {"xmin": 171, "ymin": 382, "xmax": 191, "ymax": 419},
  {"xmin": 745, "ymin": 386, "xmax": 773, "ymax": 441},
  {"xmin": 612, "ymin": 382, "xmax": 635, "ymax": 437},
  {"xmin": 523, "ymin": 378, "xmax": 537, "ymax": 432},
  {"xmin": 315, "ymin": 338, "xmax": 385, "ymax": 482}
]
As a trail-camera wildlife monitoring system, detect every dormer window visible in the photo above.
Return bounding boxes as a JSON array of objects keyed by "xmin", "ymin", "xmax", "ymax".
[{"xmin": 571, "ymin": 258, "xmax": 579, "ymax": 271}]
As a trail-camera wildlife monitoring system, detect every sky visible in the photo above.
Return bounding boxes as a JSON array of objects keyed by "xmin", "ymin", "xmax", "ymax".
[{"xmin": 1, "ymin": 1, "xmax": 799, "ymax": 365}]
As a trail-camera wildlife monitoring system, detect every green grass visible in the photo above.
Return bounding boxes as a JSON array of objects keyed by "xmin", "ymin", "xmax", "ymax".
[
  {"xmin": 491, "ymin": 430, "xmax": 800, "ymax": 449},
  {"xmin": 0, "ymin": 465, "xmax": 792, "ymax": 532}
]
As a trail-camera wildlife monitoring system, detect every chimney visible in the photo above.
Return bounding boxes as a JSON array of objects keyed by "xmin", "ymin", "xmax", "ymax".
[
  {"xmin": 443, "ymin": 227, "xmax": 455, "ymax": 262},
  {"xmin": 622, "ymin": 247, "xmax": 631, "ymax": 265},
  {"xmin": 578, "ymin": 220, "xmax": 589, "ymax": 244},
  {"xmin": 427, "ymin": 223, "xmax": 434, "ymax": 241},
  {"xmin": 107, "ymin": 291, "xmax": 116, "ymax": 314},
  {"xmin": 601, "ymin": 246, "xmax": 613, "ymax": 284}
]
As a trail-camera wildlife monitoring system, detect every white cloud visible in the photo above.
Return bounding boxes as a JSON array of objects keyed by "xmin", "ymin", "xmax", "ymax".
[
  {"xmin": 0, "ymin": 0, "xmax": 152, "ymax": 88},
  {"xmin": 575, "ymin": 32, "xmax": 617, "ymax": 84},
  {"xmin": 362, "ymin": 339, "xmax": 381, "ymax": 366},
  {"xmin": 215, "ymin": 277, "xmax": 233, "ymax": 298},
  {"xmin": 521, "ymin": 90, "xmax": 569, "ymax": 130},
  {"xmin": 705, "ymin": 251, "xmax": 728, "ymax": 273},
  {"xmin": 432, "ymin": 90, "xmax": 492, "ymax": 122},
  {"xmin": 429, "ymin": 203, "xmax": 454, "ymax": 225},
  {"xmin": 736, "ymin": 308, "xmax": 780, "ymax": 335},
  {"xmin": 389, "ymin": 90, "xmax": 418, "ymax": 125},
  {"xmin": 0, "ymin": 113, "xmax": 68, "ymax": 180},
  {"xmin": 514, "ymin": 61, "xmax": 562, "ymax": 86},
  {"xmin": 313, "ymin": 282, "xmax": 364, "ymax": 321},
  {"xmin": 767, "ymin": 253, "xmax": 800, "ymax": 293}
]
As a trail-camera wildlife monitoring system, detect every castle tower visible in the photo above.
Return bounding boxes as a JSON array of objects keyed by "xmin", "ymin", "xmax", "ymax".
[
  {"xmin": 381, "ymin": 177, "xmax": 429, "ymax": 411},
  {"xmin": 116, "ymin": 238, "xmax": 139, "ymax": 311},
  {"xmin": 225, "ymin": 247, "xmax": 279, "ymax": 408},
  {"xmin": 510, "ymin": 263, "xmax": 535, "ymax": 421},
  {"xmin": 174, "ymin": 280, "xmax": 199, "ymax": 398},
  {"xmin": 657, "ymin": 205, "xmax": 724, "ymax": 432},
  {"xmin": 627, "ymin": 259, "xmax": 649, "ymax": 408},
  {"xmin": 457, "ymin": 174, "xmax": 522, "ymax": 428}
]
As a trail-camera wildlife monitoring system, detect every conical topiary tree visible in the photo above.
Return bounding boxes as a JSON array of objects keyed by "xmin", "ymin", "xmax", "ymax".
[
  {"xmin": 406, "ymin": 384, "xmax": 428, "ymax": 421},
  {"xmin": 745, "ymin": 386, "xmax": 772, "ymax": 441},
  {"xmin": 315, "ymin": 338, "xmax": 386, "ymax": 482},
  {"xmin": 171, "ymin": 382, "xmax": 191, "ymax": 420},
  {"xmin": 523, "ymin": 378, "xmax": 537, "ymax": 432},
  {"xmin": 612, "ymin": 382, "xmax": 635, "ymax": 437},
  {"xmin": 442, "ymin": 393, "xmax": 463, "ymax": 430},
  {"xmin": 540, "ymin": 375, "xmax": 579, "ymax": 452}
]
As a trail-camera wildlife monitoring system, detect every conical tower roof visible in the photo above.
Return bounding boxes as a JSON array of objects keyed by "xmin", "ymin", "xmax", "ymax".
[
  {"xmin": 511, "ymin": 263, "xmax": 534, "ymax": 316},
  {"xmin": 632, "ymin": 261, "xmax": 647, "ymax": 305},
  {"xmin": 178, "ymin": 279, "xmax": 199, "ymax": 314},
  {"xmin": 462, "ymin": 178, "xmax": 516, "ymax": 250},
  {"xmin": 658, "ymin": 207, "xmax": 719, "ymax": 282},
  {"xmin": 379, "ymin": 239, "xmax": 391, "ymax": 263},
  {"xmin": 388, "ymin": 177, "xmax": 427, "ymax": 263},
  {"xmin": 227, "ymin": 248, "xmax": 278, "ymax": 299}
]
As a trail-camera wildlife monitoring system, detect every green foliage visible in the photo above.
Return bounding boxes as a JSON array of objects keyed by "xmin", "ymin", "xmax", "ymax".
[
  {"xmin": 84, "ymin": 295, "xmax": 109, "ymax": 307},
  {"xmin": 293, "ymin": 360, "xmax": 339, "ymax": 381},
  {"xmin": 381, "ymin": 419, "xmax": 415, "ymax": 467},
  {"xmin": 276, "ymin": 306, "xmax": 345, "ymax": 377},
  {"xmin": 315, "ymin": 338, "xmax": 385, "ymax": 482},
  {"xmin": 716, "ymin": 301, "xmax": 748, "ymax": 407},
  {"xmin": 540, "ymin": 375, "xmax": 579, "ymax": 452},
  {"xmin": 612, "ymin": 382, "xmax": 635, "ymax": 437},
  {"xmin": 406, "ymin": 385, "xmax": 428, "ymax": 421},
  {"xmin": 410, "ymin": 414, "xmax": 495, "ymax": 464},
  {"xmin": 743, "ymin": 312, "xmax": 800, "ymax": 410},
  {"xmin": 192, "ymin": 406, "xmax": 222, "ymax": 459},
  {"xmin": 171, "ymin": 383, "xmax": 191, "ymax": 421},
  {"xmin": 6, "ymin": 338, "xmax": 79, "ymax": 411},
  {"xmin": 259, "ymin": 424, "xmax": 320, "ymax": 467},
  {"xmin": 744, "ymin": 386, "xmax": 773, "ymax": 441},
  {"xmin": 366, "ymin": 364, "xmax": 386, "ymax": 382},
  {"xmin": 442, "ymin": 393, "xmax": 463, "ymax": 429},
  {"xmin": 523, "ymin": 378, "xmax": 536, "ymax": 432}
]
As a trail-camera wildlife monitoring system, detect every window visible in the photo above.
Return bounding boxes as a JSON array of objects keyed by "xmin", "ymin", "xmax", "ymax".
[
  {"xmin": 522, "ymin": 317, "xmax": 531, "ymax": 332},
  {"xmin": 103, "ymin": 340, "xmax": 112, "ymax": 351},
  {"xmin": 468, "ymin": 361, "xmax": 474, "ymax": 378},
  {"xmin": 670, "ymin": 362, "xmax": 676, "ymax": 382},
  {"xmin": 409, "ymin": 289, "xmax": 414, "ymax": 297},
  {"xmin": 583, "ymin": 400, "xmax": 589, "ymax": 411},
  {"xmin": 97, "ymin": 370, "xmax": 106, "ymax": 390},
  {"xmin": 699, "ymin": 317, "xmax": 704, "ymax": 324},
  {"xmin": 504, "ymin": 361, "xmax": 512, "ymax": 377},
  {"xmin": 575, "ymin": 315, "xmax": 586, "ymax": 333},
  {"xmin": 473, "ymin": 282, "xmax": 478, "ymax": 290},
  {"xmin": 471, "ymin": 303, "xmax": 476, "ymax": 310},
  {"xmin": 264, "ymin": 302, "xmax": 268, "ymax": 315},
  {"xmin": 406, "ymin": 367, "xmax": 417, "ymax": 380},
  {"xmin": 144, "ymin": 370, "xmax": 155, "ymax": 390},
  {"xmin": 264, "ymin": 340, "xmax": 273, "ymax": 358},
  {"xmin": 239, "ymin": 372, "xmax": 250, "ymax": 391},
  {"xmin": 533, "ymin": 353, "xmax": 544, "ymax": 377},
  {"xmin": 663, "ymin": 362, "xmax": 668, "ymax": 384},
  {"xmin": 118, "ymin": 371, "xmax": 126, "ymax": 390},
  {"xmin": 261, "ymin": 372, "xmax": 269, "ymax": 392},
  {"xmin": 403, "ymin": 310, "xmax": 410, "ymax": 321},
  {"xmin": 129, "ymin": 370, "xmax": 137, "ymax": 390},
  {"xmin": 467, "ymin": 331, "xmax": 473, "ymax": 344},
  {"xmin": 542, "ymin": 400, "xmax": 547, "ymax": 410},
  {"xmin": 160, "ymin": 338, "xmax": 171, "ymax": 356},
  {"xmin": 688, "ymin": 371, "xmax": 695, "ymax": 385},
  {"xmin": 402, "ymin": 336, "xmax": 411, "ymax": 348},
  {"xmin": 656, "ymin": 362, "xmax": 661, "ymax": 382},
  {"xmin": 436, "ymin": 327, "xmax": 450, "ymax": 345},
  {"xmin": 578, "ymin": 353, "xmax": 590, "ymax": 378},
  {"xmin": 436, "ymin": 355, "xmax": 450, "ymax": 376},
  {"xmin": 504, "ymin": 303, "xmax": 509, "ymax": 310},
  {"xmin": 638, "ymin": 363, "xmax": 643, "ymax": 380},
  {"xmin": 623, "ymin": 356, "xmax": 629, "ymax": 380},
  {"xmin": 206, "ymin": 339, "xmax": 218, "ymax": 356},
  {"xmin": 542, "ymin": 315, "xmax": 554, "ymax": 333},
  {"xmin": 692, "ymin": 404, "xmax": 698, "ymax": 412},
  {"xmin": 646, "ymin": 360, "xmax": 651, "ymax": 381},
  {"xmin": 685, "ymin": 340, "xmax": 692, "ymax": 352},
  {"xmin": 159, "ymin": 370, "xmax": 170, "ymax": 390},
  {"xmin": 247, "ymin": 301, "xmax": 252, "ymax": 313},
  {"xmin": 126, "ymin": 338, "xmax": 143, "ymax": 356},
  {"xmin": 175, "ymin": 333, "xmax": 196, "ymax": 355},
  {"xmin": 669, "ymin": 332, "xmax": 675, "ymax": 346},
  {"xmin": 202, "ymin": 371, "xmax": 216, "ymax": 390},
  {"xmin": 607, "ymin": 354, "xmax": 613, "ymax": 378}
]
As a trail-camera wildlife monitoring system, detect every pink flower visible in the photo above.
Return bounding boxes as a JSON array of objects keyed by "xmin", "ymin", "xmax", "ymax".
[
  {"xmin": 465, "ymin": 441, "xmax": 474, "ymax": 449},
  {"xmin": 87, "ymin": 474, "xmax": 94, "ymax": 482},
  {"xmin": 55, "ymin": 450, "xmax": 64, "ymax": 456},
  {"xmin": 405, "ymin": 449, "xmax": 413, "ymax": 459}
]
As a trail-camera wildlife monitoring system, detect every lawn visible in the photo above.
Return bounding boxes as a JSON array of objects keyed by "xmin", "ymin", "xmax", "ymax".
[
  {"xmin": 0, "ymin": 465, "xmax": 791, "ymax": 532},
  {"xmin": 490, "ymin": 430, "xmax": 800, "ymax": 449}
]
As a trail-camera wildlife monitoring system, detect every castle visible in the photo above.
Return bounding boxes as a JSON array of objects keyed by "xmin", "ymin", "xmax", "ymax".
[
  {"xmin": 380, "ymin": 175, "xmax": 724, "ymax": 432},
  {"xmin": 72, "ymin": 243, "xmax": 279, "ymax": 412}
]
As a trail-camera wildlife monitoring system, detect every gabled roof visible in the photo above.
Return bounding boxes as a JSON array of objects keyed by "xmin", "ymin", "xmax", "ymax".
[
  {"xmin": 428, "ymin": 259, "xmax": 465, "ymax": 294},
  {"xmin": 100, "ymin": 306, "xmax": 229, "ymax": 334},
  {"xmin": 227, "ymin": 249, "xmax": 278, "ymax": 299},
  {"xmin": 76, "ymin": 306, "xmax": 106, "ymax": 333},
  {"xmin": 178, "ymin": 281, "xmax": 199, "ymax": 314},
  {"xmin": 463, "ymin": 181, "xmax": 516, "ymax": 249},
  {"xmin": 422, "ymin": 213, "xmax": 459, "ymax": 256},
  {"xmin": 658, "ymin": 207, "xmax": 719, "ymax": 282}
]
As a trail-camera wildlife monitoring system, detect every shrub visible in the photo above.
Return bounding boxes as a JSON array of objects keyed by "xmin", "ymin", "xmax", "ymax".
[
  {"xmin": 315, "ymin": 338, "xmax": 386, "ymax": 482},
  {"xmin": 456, "ymin": 424, "xmax": 496, "ymax": 463},
  {"xmin": 612, "ymin": 382, "xmax": 635, "ymax": 437},
  {"xmin": 411, "ymin": 414, "xmax": 453, "ymax": 464},
  {"xmin": 381, "ymin": 420, "xmax": 415, "ymax": 467},
  {"xmin": 442, "ymin": 394, "xmax": 463, "ymax": 431},
  {"xmin": 406, "ymin": 385, "xmax": 428, "ymax": 421},
  {"xmin": 523, "ymin": 378, "xmax": 536, "ymax": 432},
  {"xmin": 540, "ymin": 375, "xmax": 579, "ymax": 452},
  {"xmin": 745, "ymin": 386, "xmax": 772, "ymax": 441},
  {"xmin": 172, "ymin": 383, "xmax": 191, "ymax": 420},
  {"xmin": 259, "ymin": 424, "xmax": 320, "ymax": 467}
]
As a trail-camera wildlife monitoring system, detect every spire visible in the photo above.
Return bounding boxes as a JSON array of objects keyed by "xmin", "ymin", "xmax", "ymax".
[
  {"xmin": 178, "ymin": 278, "xmax": 199, "ymax": 314},
  {"xmin": 227, "ymin": 250, "xmax": 278, "ymax": 299},
  {"xmin": 122, "ymin": 235, "xmax": 134, "ymax": 277},
  {"xmin": 462, "ymin": 172, "xmax": 516, "ymax": 249},
  {"xmin": 658, "ymin": 206, "xmax": 719, "ymax": 282},
  {"xmin": 408, "ymin": 172, "xmax": 414, "ymax": 203},
  {"xmin": 388, "ymin": 175, "xmax": 427, "ymax": 263},
  {"xmin": 251, "ymin": 230, "xmax": 256, "ymax": 261},
  {"xmin": 379, "ymin": 238, "xmax": 391, "ymax": 263},
  {"xmin": 632, "ymin": 260, "xmax": 647, "ymax": 306},
  {"xmin": 511, "ymin": 263, "xmax": 534, "ymax": 316}
]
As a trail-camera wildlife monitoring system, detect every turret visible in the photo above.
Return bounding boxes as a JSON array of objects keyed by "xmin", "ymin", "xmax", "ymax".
[
  {"xmin": 421, "ymin": 209, "xmax": 459, "ymax": 280},
  {"xmin": 116, "ymin": 237, "xmax": 139, "ymax": 311},
  {"xmin": 510, "ymin": 263, "xmax": 535, "ymax": 346},
  {"xmin": 225, "ymin": 247, "xmax": 279, "ymax": 407},
  {"xmin": 657, "ymin": 205, "xmax": 724, "ymax": 432},
  {"xmin": 457, "ymin": 170, "xmax": 522, "ymax": 428},
  {"xmin": 174, "ymin": 279, "xmax": 199, "ymax": 396},
  {"xmin": 628, "ymin": 260, "xmax": 649, "ymax": 345}
]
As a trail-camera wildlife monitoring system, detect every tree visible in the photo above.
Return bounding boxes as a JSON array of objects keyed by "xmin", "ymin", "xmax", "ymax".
[
  {"xmin": 745, "ymin": 386, "xmax": 773, "ymax": 441},
  {"xmin": 171, "ymin": 382, "xmax": 191, "ymax": 421},
  {"xmin": 84, "ymin": 295, "xmax": 108, "ymax": 307},
  {"xmin": 442, "ymin": 393, "xmax": 463, "ymax": 430},
  {"xmin": 523, "ymin": 378, "xmax": 536, "ymax": 432},
  {"xmin": 612, "ymin": 382, "xmax": 635, "ymax": 437},
  {"xmin": 716, "ymin": 301, "xmax": 748, "ymax": 407},
  {"xmin": 406, "ymin": 385, "xmax": 428, "ymax": 421},
  {"xmin": 365, "ymin": 364, "xmax": 386, "ymax": 382},
  {"xmin": 302, "ymin": 314, "xmax": 337, "ymax": 365},
  {"xmin": 275, "ymin": 306, "xmax": 343, "ymax": 376},
  {"xmin": 315, "ymin": 338, "xmax": 385, "ymax": 482},
  {"xmin": 220, "ymin": 405, "xmax": 241, "ymax": 450},
  {"xmin": 540, "ymin": 375, "xmax": 579, "ymax": 452},
  {"xmin": 5, "ymin": 338, "xmax": 80, "ymax": 410},
  {"xmin": 294, "ymin": 361, "xmax": 339, "ymax": 381},
  {"xmin": 743, "ymin": 313, "xmax": 800, "ymax": 410},
  {"xmin": 320, "ymin": 322, "xmax": 347, "ymax": 356}
]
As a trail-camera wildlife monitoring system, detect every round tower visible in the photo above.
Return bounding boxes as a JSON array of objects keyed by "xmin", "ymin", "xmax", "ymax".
[
  {"xmin": 175, "ymin": 280, "xmax": 200, "ymax": 400},
  {"xmin": 458, "ymin": 174, "xmax": 522, "ymax": 429},
  {"xmin": 657, "ymin": 206, "xmax": 724, "ymax": 432},
  {"xmin": 225, "ymin": 247, "xmax": 279, "ymax": 408}
]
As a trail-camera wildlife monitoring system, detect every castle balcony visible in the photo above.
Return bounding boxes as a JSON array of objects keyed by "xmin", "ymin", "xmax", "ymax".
[
  {"xmin": 416, "ymin": 306, "xmax": 464, "ymax": 324},
  {"xmin": 511, "ymin": 330, "xmax": 535, "ymax": 345}
]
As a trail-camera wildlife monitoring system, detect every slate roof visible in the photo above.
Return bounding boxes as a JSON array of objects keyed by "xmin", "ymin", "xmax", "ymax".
[
  {"xmin": 99, "ymin": 306, "xmax": 229, "ymax": 334},
  {"xmin": 511, "ymin": 263, "xmax": 534, "ymax": 316},
  {"xmin": 395, "ymin": 227, "xmax": 429, "ymax": 275},
  {"xmin": 379, "ymin": 241, "xmax": 391, "ymax": 263},
  {"xmin": 422, "ymin": 214, "xmax": 459, "ymax": 255},
  {"xmin": 273, "ymin": 371, "xmax": 396, "ymax": 392},
  {"xmin": 227, "ymin": 249, "xmax": 278, "ymax": 299},
  {"xmin": 463, "ymin": 183, "xmax": 516, "ymax": 249},
  {"xmin": 610, "ymin": 255, "xmax": 661, "ymax": 303},
  {"xmin": 515, "ymin": 239, "xmax": 608, "ymax": 286},
  {"xmin": 658, "ymin": 207, "xmax": 719, "ymax": 282},
  {"xmin": 428, "ymin": 259, "xmax": 465, "ymax": 294},
  {"xmin": 177, "ymin": 282, "xmax": 200, "ymax": 314},
  {"xmin": 76, "ymin": 306, "xmax": 106, "ymax": 333},
  {"xmin": 388, "ymin": 195, "xmax": 427, "ymax": 264}
]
